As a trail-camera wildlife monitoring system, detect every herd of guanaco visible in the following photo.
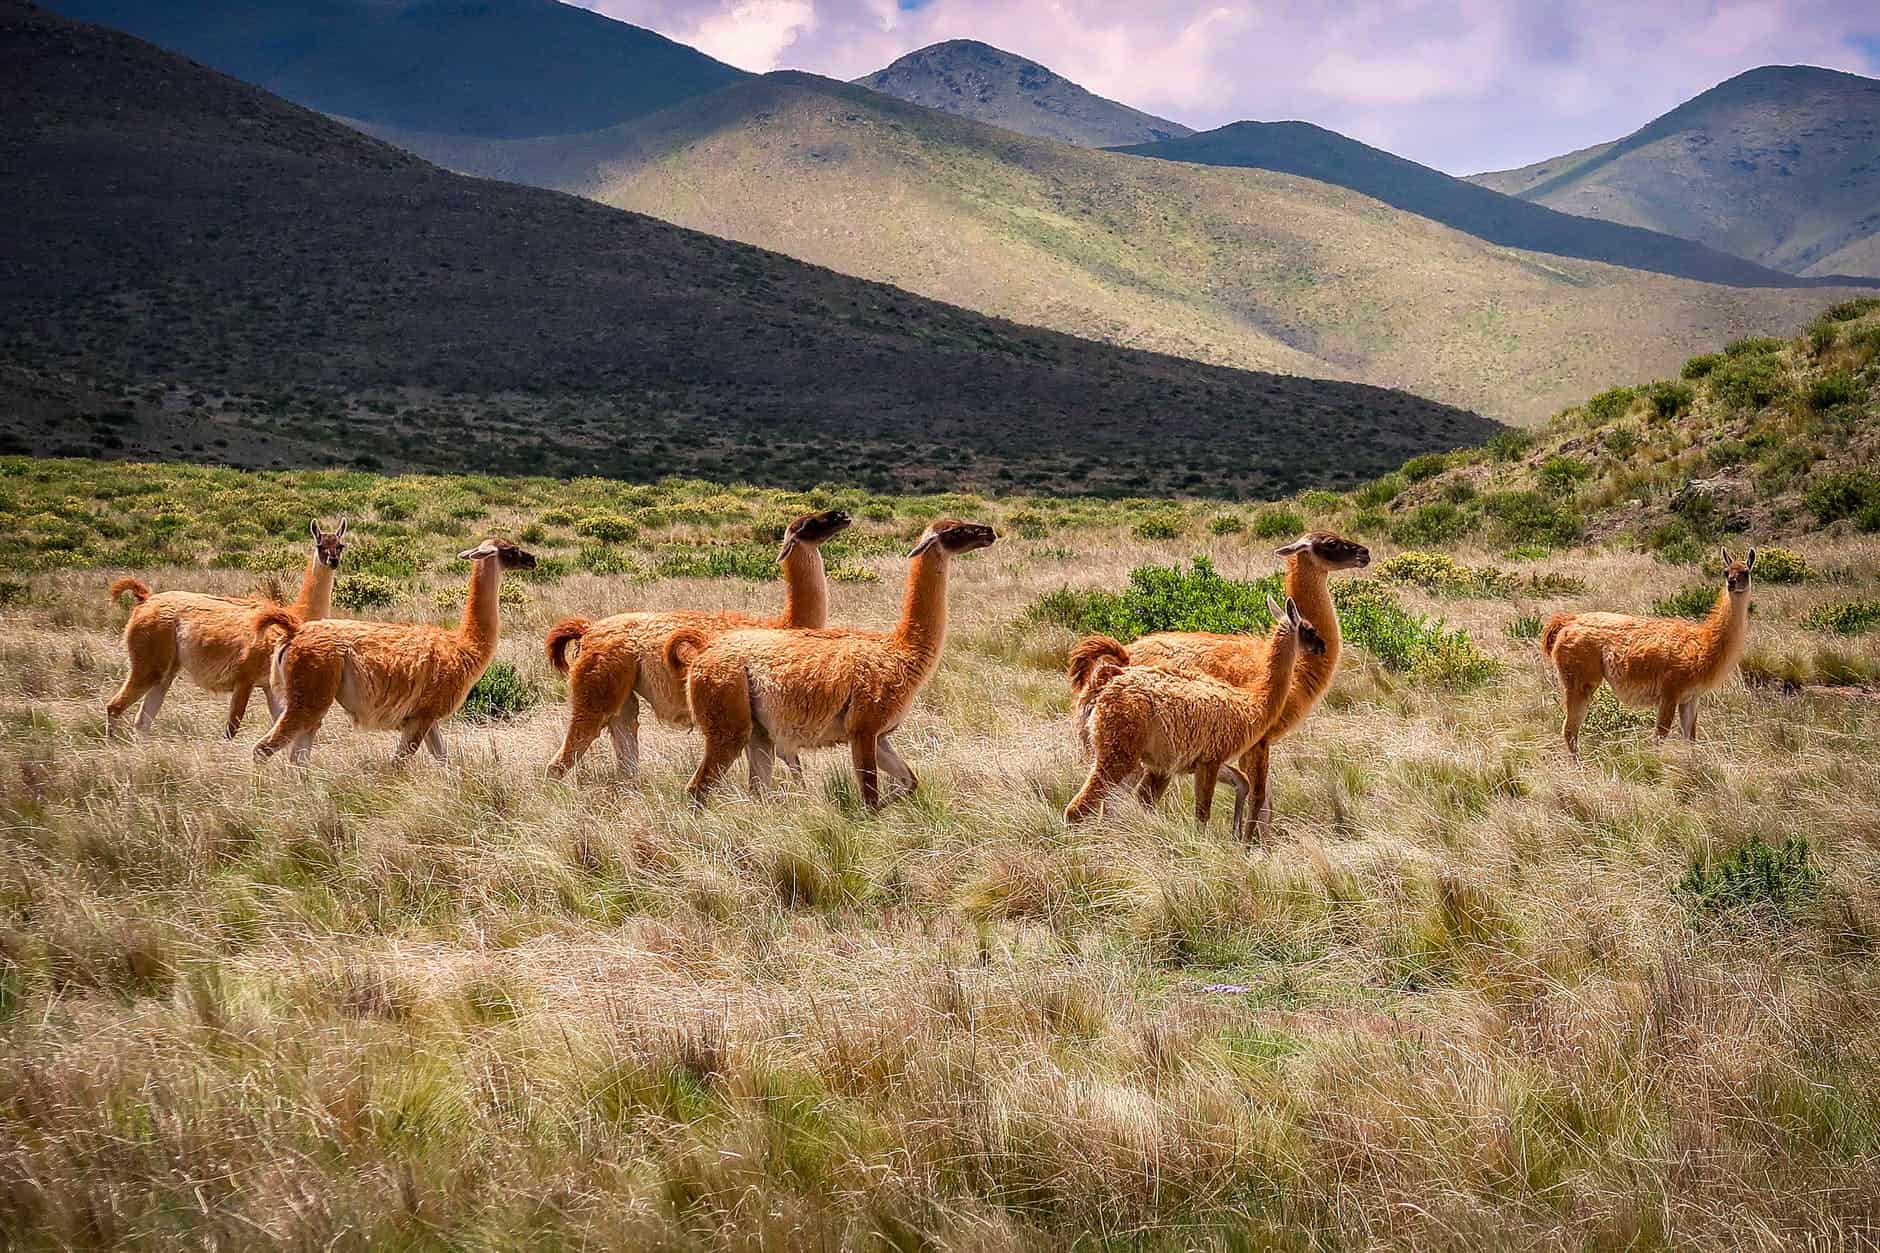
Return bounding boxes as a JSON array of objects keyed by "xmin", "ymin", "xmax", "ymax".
[{"xmin": 104, "ymin": 511, "xmax": 1759, "ymax": 841}]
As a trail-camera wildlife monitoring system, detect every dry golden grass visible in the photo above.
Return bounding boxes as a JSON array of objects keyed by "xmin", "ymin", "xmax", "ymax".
[{"xmin": 2, "ymin": 523, "xmax": 1878, "ymax": 1250}]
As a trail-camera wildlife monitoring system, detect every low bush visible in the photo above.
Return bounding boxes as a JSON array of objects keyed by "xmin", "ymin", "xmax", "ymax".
[
  {"xmin": 1825, "ymin": 297, "xmax": 1880, "ymax": 321},
  {"xmin": 1131, "ymin": 512, "xmax": 1185, "ymax": 540},
  {"xmin": 1506, "ymin": 613, "xmax": 1543, "ymax": 640},
  {"xmin": 1750, "ymin": 546, "xmax": 1812, "ymax": 584},
  {"xmin": 1400, "ymin": 453, "xmax": 1449, "ymax": 482},
  {"xmin": 1646, "ymin": 380, "xmax": 1695, "ymax": 419},
  {"xmin": 1538, "ymin": 455, "xmax": 1594, "ymax": 494},
  {"xmin": 1804, "ymin": 471, "xmax": 1880, "ymax": 526},
  {"xmin": 1708, "ymin": 353, "xmax": 1788, "ymax": 410},
  {"xmin": 1377, "ymin": 551, "xmax": 1516, "ymax": 598},
  {"xmin": 1805, "ymin": 370, "xmax": 1859, "ymax": 411},
  {"xmin": 1652, "ymin": 583, "xmax": 1717, "ymax": 620},
  {"xmin": 1251, "ymin": 507, "xmax": 1306, "ymax": 539},
  {"xmin": 1582, "ymin": 386, "xmax": 1636, "ymax": 423},
  {"xmin": 1802, "ymin": 599, "xmax": 1880, "ymax": 636},
  {"xmin": 1723, "ymin": 336, "xmax": 1785, "ymax": 358},
  {"xmin": 334, "ymin": 573, "xmax": 399, "ymax": 611},
  {"xmin": 1391, "ymin": 502, "xmax": 1474, "ymax": 546},
  {"xmin": 1006, "ymin": 510, "xmax": 1049, "ymax": 539},
  {"xmin": 575, "ymin": 512, "xmax": 639, "ymax": 544},
  {"xmin": 1486, "ymin": 429, "xmax": 1532, "ymax": 462},
  {"xmin": 1483, "ymin": 491, "xmax": 1581, "ymax": 549},
  {"xmin": 1206, "ymin": 513, "xmax": 1245, "ymax": 536},
  {"xmin": 1678, "ymin": 836, "xmax": 1821, "ymax": 919},
  {"xmin": 1681, "ymin": 353, "xmax": 1721, "ymax": 380},
  {"xmin": 653, "ymin": 543, "xmax": 779, "ymax": 581},
  {"xmin": 1353, "ymin": 474, "xmax": 1406, "ymax": 508},
  {"xmin": 460, "ymin": 661, "xmax": 545, "ymax": 723}
]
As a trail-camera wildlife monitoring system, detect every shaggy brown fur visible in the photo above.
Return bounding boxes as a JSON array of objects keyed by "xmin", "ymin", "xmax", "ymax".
[
  {"xmin": 1544, "ymin": 548, "xmax": 1756, "ymax": 756},
  {"xmin": 104, "ymin": 519, "xmax": 348, "ymax": 739},
  {"xmin": 1073, "ymin": 532, "xmax": 1369, "ymax": 837},
  {"xmin": 667, "ymin": 518, "xmax": 997, "ymax": 809},
  {"xmin": 543, "ymin": 510, "xmax": 852, "ymax": 778},
  {"xmin": 1066, "ymin": 597, "xmax": 1325, "ymax": 831},
  {"xmin": 253, "ymin": 537, "xmax": 536, "ymax": 764}
]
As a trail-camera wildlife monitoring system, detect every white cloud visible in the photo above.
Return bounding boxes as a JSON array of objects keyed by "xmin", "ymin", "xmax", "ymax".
[{"xmin": 572, "ymin": 0, "xmax": 1880, "ymax": 173}]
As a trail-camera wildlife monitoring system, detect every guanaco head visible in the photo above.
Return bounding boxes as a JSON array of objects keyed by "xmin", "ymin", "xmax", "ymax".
[
  {"xmin": 907, "ymin": 518, "xmax": 998, "ymax": 558},
  {"xmin": 1266, "ymin": 594, "xmax": 1328, "ymax": 656},
  {"xmin": 457, "ymin": 537, "xmax": 538, "ymax": 571},
  {"xmin": 1721, "ymin": 546, "xmax": 1756, "ymax": 596},
  {"xmin": 777, "ymin": 508, "xmax": 853, "ymax": 562},
  {"xmin": 310, "ymin": 517, "xmax": 348, "ymax": 569},
  {"xmin": 1274, "ymin": 531, "xmax": 1370, "ymax": 571}
]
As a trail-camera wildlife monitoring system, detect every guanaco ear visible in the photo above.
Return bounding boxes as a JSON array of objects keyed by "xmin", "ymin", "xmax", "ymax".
[
  {"xmin": 1720, "ymin": 546, "xmax": 1732, "ymax": 567},
  {"xmin": 906, "ymin": 532, "xmax": 939, "ymax": 559},
  {"xmin": 335, "ymin": 517, "xmax": 348, "ymax": 539},
  {"xmin": 776, "ymin": 535, "xmax": 799, "ymax": 565},
  {"xmin": 457, "ymin": 540, "xmax": 499, "ymax": 561},
  {"xmin": 309, "ymin": 518, "xmax": 321, "ymax": 541},
  {"xmin": 1745, "ymin": 547, "xmax": 1757, "ymax": 570},
  {"xmin": 1273, "ymin": 537, "xmax": 1311, "ymax": 557},
  {"xmin": 1285, "ymin": 596, "xmax": 1302, "ymax": 627},
  {"xmin": 1265, "ymin": 594, "xmax": 1284, "ymax": 620}
]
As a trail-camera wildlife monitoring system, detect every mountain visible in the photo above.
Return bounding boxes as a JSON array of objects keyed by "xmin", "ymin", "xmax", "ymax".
[
  {"xmin": 37, "ymin": 0, "xmax": 748, "ymax": 137},
  {"xmin": 349, "ymin": 72, "xmax": 1872, "ymax": 425},
  {"xmin": 0, "ymin": 0, "xmax": 1500, "ymax": 497},
  {"xmin": 1112, "ymin": 120, "xmax": 1833, "ymax": 289},
  {"xmin": 1468, "ymin": 66, "xmax": 1880, "ymax": 279},
  {"xmin": 853, "ymin": 39, "xmax": 1191, "ymax": 147}
]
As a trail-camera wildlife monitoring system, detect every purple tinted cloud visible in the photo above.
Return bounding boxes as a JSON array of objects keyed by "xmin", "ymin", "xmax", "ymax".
[{"xmin": 568, "ymin": 0, "xmax": 1880, "ymax": 173}]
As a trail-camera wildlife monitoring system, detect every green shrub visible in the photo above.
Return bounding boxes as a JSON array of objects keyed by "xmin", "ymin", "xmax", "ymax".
[
  {"xmin": 538, "ymin": 506, "xmax": 580, "ymax": 528},
  {"xmin": 1808, "ymin": 320, "xmax": 1838, "ymax": 356},
  {"xmin": 1538, "ymin": 455, "xmax": 1594, "ymax": 494},
  {"xmin": 1750, "ymin": 546, "xmax": 1812, "ymax": 584},
  {"xmin": 1440, "ymin": 480, "xmax": 1477, "ymax": 505},
  {"xmin": 1486, "ymin": 430, "xmax": 1533, "ymax": 462},
  {"xmin": 334, "ymin": 573, "xmax": 398, "ymax": 611},
  {"xmin": 1525, "ymin": 571, "xmax": 1587, "ymax": 596},
  {"xmin": 1377, "ymin": 551, "xmax": 1516, "ymax": 598},
  {"xmin": 1297, "ymin": 490, "xmax": 1341, "ymax": 512},
  {"xmin": 1723, "ymin": 336, "xmax": 1785, "ymax": 358},
  {"xmin": 1006, "ymin": 509, "xmax": 1050, "ymax": 539},
  {"xmin": 653, "ymin": 543, "xmax": 778, "ymax": 581},
  {"xmin": 0, "ymin": 580, "xmax": 27, "ymax": 609},
  {"xmin": 372, "ymin": 494, "xmax": 415, "ymax": 522},
  {"xmin": 1681, "ymin": 354, "xmax": 1721, "ymax": 380},
  {"xmin": 1353, "ymin": 474, "xmax": 1406, "ymax": 508},
  {"xmin": 1483, "ymin": 491, "xmax": 1581, "ymax": 548},
  {"xmin": 1805, "ymin": 471, "xmax": 1880, "ymax": 525},
  {"xmin": 344, "ymin": 535, "xmax": 423, "ymax": 579},
  {"xmin": 1029, "ymin": 557, "xmax": 1278, "ymax": 639},
  {"xmin": 1400, "ymin": 453, "xmax": 1449, "ymax": 482},
  {"xmin": 1825, "ymin": 297, "xmax": 1880, "ymax": 321},
  {"xmin": 1678, "ymin": 836, "xmax": 1820, "ymax": 919},
  {"xmin": 1333, "ymin": 581, "xmax": 1495, "ymax": 684},
  {"xmin": 575, "ymin": 512, "xmax": 639, "ymax": 544},
  {"xmin": 1646, "ymin": 380, "xmax": 1695, "ymax": 418},
  {"xmin": 1206, "ymin": 513, "xmax": 1245, "ymax": 536},
  {"xmin": 1603, "ymin": 427, "xmax": 1640, "ymax": 458},
  {"xmin": 1391, "ymin": 502, "xmax": 1474, "ymax": 546},
  {"xmin": 460, "ymin": 661, "xmax": 545, "ymax": 723},
  {"xmin": 1131, "ymin": 512, "xmax": 1185, "ymax": 540},
  {"xmin": 1708, "ymin": 353, "xmax": 1788, "ymax": 410},
  {"xmin": 1506, "ymin": 613, "xmax": 1542, "ymax": 640},
  {"xmin": 1582, "ymin": 386, "xmax": 1636, "ymax": 423},
  {"xmin": 1652, "ymin": 583, "xmax": 1717, "ymax": 620},
  {"xmin": 578, "ymin": 546, "xmax": 635, "ymax": 576},
  {"xmin": 1250, "ymin": 507, "xmax": 1306, "ymax": 539},
  {"xmin": 1805, "ymin": 370, "xmax": 1859, "ymax": 411},
  {"xmin": 1802, "ymin": 598, "xmax": 1880, "ymax": 635}
]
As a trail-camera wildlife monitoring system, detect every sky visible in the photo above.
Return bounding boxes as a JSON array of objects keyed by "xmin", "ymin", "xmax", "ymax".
[{"xmin": 568, "ymin": 0, "xmax": 1880, "ymax": 174}]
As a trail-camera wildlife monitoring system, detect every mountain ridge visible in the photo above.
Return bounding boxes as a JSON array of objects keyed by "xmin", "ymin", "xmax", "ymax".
[{"xmin": 853, "ymin": 38, "xmax": 1192, "ymax": 147}]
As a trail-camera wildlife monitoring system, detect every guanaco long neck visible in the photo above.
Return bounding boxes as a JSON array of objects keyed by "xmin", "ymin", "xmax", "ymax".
[
  {"xmin": 778, "ymin": 543, "xmax": 829, "ymax": 629},
  {"xmin": 459, "ymin": 557, "xmax": 504, "ymax": 660},
  {"xmin": 1258, "ymin": 627, "xmax": 1301, "ymax": 723},
  {"xmin": 1277, "ymin": 558, "xmax": 1339, "ymax": 730},
  {"xmin": 289, "ymin": 551, "xmax": 335, "ymax": 621},
  {"xmin": 892, "ymin": 549, "xmax": 949, "ymax": 662},
  {"xmin": 1702, "ymin": 585, "xmax": 1751, "ymax": 675}
]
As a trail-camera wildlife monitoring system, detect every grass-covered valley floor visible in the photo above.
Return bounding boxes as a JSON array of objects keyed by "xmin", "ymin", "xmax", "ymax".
[{"xmin": 3, "ymin": 399, "xmax": 1880, "ymax": 1246}]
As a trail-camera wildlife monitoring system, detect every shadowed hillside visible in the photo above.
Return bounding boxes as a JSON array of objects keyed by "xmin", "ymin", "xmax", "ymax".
[
  {"xmin": 39, "ymin": 0, "xmax": 750, "ymax": 137},
  {"xmin": 1114, "ymin": 120, "xmax": 1856, "ymax": 289},
  {"xmin": 354, "ymin": 72, "xmax": 1875, "ymax": 424},
  {"xmin": 0, "ymin": 1, "xmax": 1497, "ymax": 497},
  {"xmin": 854, "ymin": 39, "xmax": 1191, "ymax": 147},
  {"xmin": 1470, "ymin": 66, "xmax": 1880, "ymax": 279}
]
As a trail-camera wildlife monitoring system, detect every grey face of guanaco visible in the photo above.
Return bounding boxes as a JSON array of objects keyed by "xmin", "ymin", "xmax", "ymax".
[
  {"xmin": 907, "ymin": 519, "xmax": 998, "ymax": 558},
  {"xmin": 1266, "ymin": 594, "xmax": 1328, "ymax": 656},
  {"xmin": 312, "ymin": 517, "xmax": 348, "ymax": 568},
  {"xmin": 1722, "ymin": 546, "xmax": 1756, "ymax": 595},
  {"xmin": 457, "ymin": 538, "xmax": 538, "ymax": 570},
  {"xmin": 1275, "ymin": 532, "xmax": 1370, "ymax": 570},
  {"xmin": 776, "ymin": 509, "xmax": 853, "ymax": 562}
]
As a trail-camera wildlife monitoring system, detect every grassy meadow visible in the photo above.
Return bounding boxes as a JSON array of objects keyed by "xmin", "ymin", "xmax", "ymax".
[{"xmin": 2, "ymin": 306, "xmax": 1879, "ymax": 1248}]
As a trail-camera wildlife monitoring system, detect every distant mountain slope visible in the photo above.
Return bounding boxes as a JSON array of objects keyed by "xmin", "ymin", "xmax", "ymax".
[
  {"xmin": 38, "ymin": 0, "xmax": 748, "ymax": 137},
  {"xmin": 1113, "ymin": 120, "xmax": 1827, "ymax": 289},
  {"xmin": 352, "ymin": 72, "xmax": 1872, "ymax": 425},
  {"xmin": 0, "ymin": 0, "xmax": 1497, "ymax": 496},
  {"xmin": 854, "ymin": 39, "xmax": 1190, "ymax": 146},
  {"xmin": 1467, "ymin": 66, "xmax": 1880, "ymax": 279}
]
